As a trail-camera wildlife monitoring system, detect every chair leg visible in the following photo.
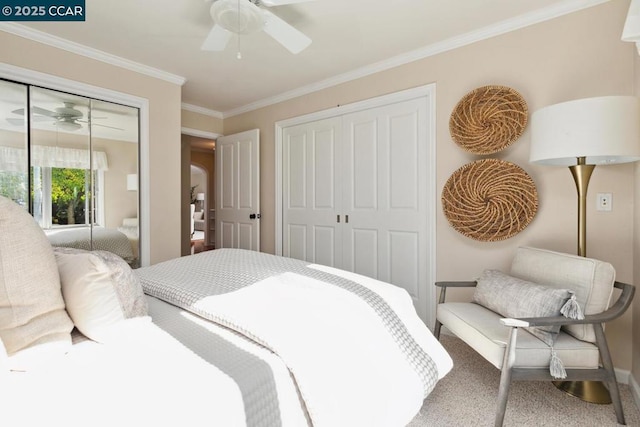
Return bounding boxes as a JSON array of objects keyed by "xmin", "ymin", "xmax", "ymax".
[
  {"xmin": 594, "ymin": 323, "xmax": 626, "ymax": 425},
  {"xmin": 434, "ymin": 319, "xmax": 442, "ymax": 340},
  {"xmin": 495, "ymin": 327, "xmax": 518, "ymax": 427}
]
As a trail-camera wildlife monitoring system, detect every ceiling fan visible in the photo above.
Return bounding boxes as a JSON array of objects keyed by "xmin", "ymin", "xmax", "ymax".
[
  {"xmin": 8, "ymin": 102, "xmax": 123, "ymax": 132},
  {"xmin": 201, "ymin": 0, "xmax": 315, "ymax": 55}
]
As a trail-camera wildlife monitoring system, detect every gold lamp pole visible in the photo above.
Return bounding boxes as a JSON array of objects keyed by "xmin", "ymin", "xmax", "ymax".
[
  {"xmin": 530, "ymin": 96, "xmax": 640, "ymax": 405},
  {"xmin": 557, "ymin": 156, "xmax": 610, "ymax": 404},
  {"xmin": 569, "ymin": 157, "xmax": 594, "ymax": 258}
]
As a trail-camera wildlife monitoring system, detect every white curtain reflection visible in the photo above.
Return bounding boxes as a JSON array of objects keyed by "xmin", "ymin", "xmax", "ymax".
[{"xmin": 0, "ymin": 145, "xmax": 109, "ymax": 171}]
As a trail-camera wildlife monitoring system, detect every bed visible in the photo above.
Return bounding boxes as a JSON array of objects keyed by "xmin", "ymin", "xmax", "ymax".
[
  {"xmin": 1, "ymin": 194, "xmax": 452, "ymax": 427},
  {"xmin": 44, "ymin": 226, "xmax": 136, "ymax": 265}
]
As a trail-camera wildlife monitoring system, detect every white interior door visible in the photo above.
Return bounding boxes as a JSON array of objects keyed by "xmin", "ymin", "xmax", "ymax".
[
  {"xmin": 282, "ymin": 117, "xmax": 342, "ymax": 266},
  {"xmin": 215, "ymin": 129, "xmax": 260, "ymax": 251}
]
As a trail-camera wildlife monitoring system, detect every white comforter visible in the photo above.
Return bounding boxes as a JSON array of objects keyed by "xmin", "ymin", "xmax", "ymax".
[
  {"xmin": 138, "ymin": 249, "xmax": 453, "ymax": 427},
  {"xmin": 2, "ymin": 317, "xmax": 253, "ymax": 426},
  {"xmin": 0, "ymin": 306, "xmax": 307, "ymax": 427}
]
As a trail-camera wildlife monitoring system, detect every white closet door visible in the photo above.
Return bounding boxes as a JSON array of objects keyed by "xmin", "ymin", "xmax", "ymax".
[
  {"xmin": 282, "ymin": 117, "xmax": 342, "ymax": 267},
  {"xmin": 215, "ymin": 129, "xmax": 260, "ymax": 251},
  {"xmin": 341, "ymin": 98, "xmax": 429, "ymax": 319}
]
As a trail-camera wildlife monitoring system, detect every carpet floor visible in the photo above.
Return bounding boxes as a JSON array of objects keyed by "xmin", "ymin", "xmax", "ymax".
[{"xmin": 408, "ymin": 334, "xmax": 640, "ymax": 426}]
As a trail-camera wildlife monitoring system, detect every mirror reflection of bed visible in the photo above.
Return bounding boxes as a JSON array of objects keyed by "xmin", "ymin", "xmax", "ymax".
[{"xmin": 45, "ymin": 225, "xmax": 138, "ymax": 267}]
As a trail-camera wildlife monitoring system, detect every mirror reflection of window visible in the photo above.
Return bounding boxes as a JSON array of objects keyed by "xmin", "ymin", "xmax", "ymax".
[{"xmin": 29, "ymin": 87, "xmax": 91, "ymax": 229}]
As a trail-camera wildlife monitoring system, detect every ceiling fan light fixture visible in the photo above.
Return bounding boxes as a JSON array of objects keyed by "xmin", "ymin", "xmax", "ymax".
[
  {"xmin": 54, "ymin": 102, "xmax": 83, "ymax": 120},
  {"xmin": 56, "ymin": 118, "xmax": 82, "ymax": 131},
  {"xmin": 211, "ymin": 0, "xmax": 264, "ymax": 35}
]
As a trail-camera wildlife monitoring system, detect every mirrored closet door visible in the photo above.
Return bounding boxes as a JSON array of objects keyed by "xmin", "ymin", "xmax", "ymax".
[{"xmin": 0, "ymin": 80, "xmax": 141, "ymax": 267}]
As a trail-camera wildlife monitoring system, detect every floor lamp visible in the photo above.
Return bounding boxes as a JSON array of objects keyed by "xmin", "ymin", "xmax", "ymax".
[{"xmin": 529, "ymin": 95, "xmax": 640, "ymax": 403}]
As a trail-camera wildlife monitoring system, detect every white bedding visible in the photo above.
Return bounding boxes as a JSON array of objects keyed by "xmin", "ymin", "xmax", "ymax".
[
  {"xmin": 2, "ymin": 249, "xmax": 452, "ymax": 427},
  {"xmin": 137, "ymin": 249, "xmax": 453, "ymax": 426},
  {"xmin": 2, "ymin": 296, "xmax": 309, "ymax": 427}
]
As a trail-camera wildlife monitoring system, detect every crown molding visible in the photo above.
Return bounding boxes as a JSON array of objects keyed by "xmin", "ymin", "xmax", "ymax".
[
  {"xmin": 181, "ymin": 103, "xmax": 224, "ymax": 119},
  {"xmin": 223, "ymin": 0, "xmax": 608, "ymax": 117},
  {"xmin": 0, "ymin": 23, "xmax": 186, "ymax": 86},
  {"xmin": 181, "ymin": 127, "xmax": 221, "ymax": 140}
]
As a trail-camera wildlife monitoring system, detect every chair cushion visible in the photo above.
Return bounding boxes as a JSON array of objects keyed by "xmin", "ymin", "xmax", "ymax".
[
  {"xmin": 0, "ymin": 196, "xmax": 73, "ymax": 355},
  {"xmin": 510, "ymin": 247, "xmax": 615, "ymax": 343},
  {"xmin": 472, "ymin": 269, "xmax": 575, "ymax": 346},
  {"xmin": 437, "ymin": 302, "xmax": 599, "ymax": 370}
]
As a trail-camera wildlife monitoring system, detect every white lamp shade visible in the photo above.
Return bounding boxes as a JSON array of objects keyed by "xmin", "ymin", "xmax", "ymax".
[
  {"xmin": 530, "ymin": 96, "xmax": 640, "ymax": 166},
  {"xmin": 127, "ymin": 174, "xmax": 138, "ymax": 191},
  {"xmin": 196, "ymin": 192, "xmax": 205, "ymax": 201}
]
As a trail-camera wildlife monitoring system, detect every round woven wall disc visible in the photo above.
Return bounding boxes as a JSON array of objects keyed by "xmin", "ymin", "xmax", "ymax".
[
  {"xmin": 442, "ymin": 159, "xmax": 538, "ymax": 242},
  {"xmin": 449, "ymin": 85, "xmax": 528, "ymax": 155}
]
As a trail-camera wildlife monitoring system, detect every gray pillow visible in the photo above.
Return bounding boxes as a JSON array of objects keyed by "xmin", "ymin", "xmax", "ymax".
[
  {"xmin": 0, "ymin": 196, "xmax": 74, "ymax": 355},
  {"xmin": 472, "ymin": 269, "xmax": 576, "ymax": 346}
]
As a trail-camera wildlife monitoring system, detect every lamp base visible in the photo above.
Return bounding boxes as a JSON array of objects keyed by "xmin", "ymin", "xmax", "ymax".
[{"xmin": 553, "ymin": 380, "xmax": 611, "ymax": 404}]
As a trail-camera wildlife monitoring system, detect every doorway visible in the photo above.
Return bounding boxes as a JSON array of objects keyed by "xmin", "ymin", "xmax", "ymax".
[
  {"xmin": 182, "ymin": 132, "xmax": 217, "ymax": 256},
  {"xmin": 190, "ymin": 164, "xmax": 207, "ymax": 253}
]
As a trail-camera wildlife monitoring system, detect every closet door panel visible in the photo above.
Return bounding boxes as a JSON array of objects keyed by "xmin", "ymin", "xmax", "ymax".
[
  {"xmin": 389, "ymin": 111, "xmax": 419, "ymax": 210},
  {"xmin": 282, "ymin": 118, "xmax": 342, "ymax": 267},
  {"xmin": 351, "ymin": 119, "xmax": 377, "ymax": 210},
  {"xmin": 388, "ymin": 230, "xmax": 420, "ymax": 298},
  {"xmin": 342, "ymin": 98, "xmax": 427, "ymax": 310},
  {"xmin": 351, "ymin": 228, "xmax": 378, "ymax": 279}
]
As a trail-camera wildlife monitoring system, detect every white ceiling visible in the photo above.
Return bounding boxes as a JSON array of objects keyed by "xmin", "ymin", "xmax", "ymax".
[{"xmin": 2, "ymin": 0, "xmax": 608, "ymax": 117}]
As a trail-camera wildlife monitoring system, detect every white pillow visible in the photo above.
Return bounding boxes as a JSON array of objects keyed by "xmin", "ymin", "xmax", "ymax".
[
  {"xmin": 0, "ymin": 196, "xmax": 73, "ymax": 355},
  {"xmin": 54, "ymin": 249, "xmax": 148, "ymax": 343},
  {"xmin": 0, "ymin": 337, "xmax": 8, "ymax": 377}
]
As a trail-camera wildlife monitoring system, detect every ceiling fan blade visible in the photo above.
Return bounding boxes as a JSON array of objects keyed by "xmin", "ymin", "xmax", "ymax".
[
  {"xmin": 12, "ymin": 106, "xmax": 57, "ymax": 117},
  {"xmin": 32, "ymin": 106, "xmax": 58, "ymax": 117},
  {"xmin": 10, "ymin": 109, "xmax": 53, "ymax": 122},
  {"xmin": 91, "ymin": 123, "xmax": 124, "ymax": 131},
  {"xmin": 262, "ymin": 9, "xmax": 311, "ymax": 54},
  {"xmin": 260, "ymin": 0, "xmax": 316, "ymax": 6},
  {"xmin": 201, "ymin": 24, "xmax": 232, "ymax": 51}
]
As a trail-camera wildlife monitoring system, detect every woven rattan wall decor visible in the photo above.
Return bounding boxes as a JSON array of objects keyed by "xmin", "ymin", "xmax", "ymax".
[
  {"xmin": 442, "ymin": 159, "xmax": 538, "ymax": 242},
  {"xmin": 449, "ymin": 85, "xmax": 528, "ymax": 154}
]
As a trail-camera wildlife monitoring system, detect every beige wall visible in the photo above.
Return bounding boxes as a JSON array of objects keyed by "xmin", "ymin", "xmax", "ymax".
[
  {"xmin": 182, "ymin": 109, "xmax": 223, "ymax": 135},
  {"xmin": 224, "ymin": 1, "xmax": 636, "ymax": 370},
  {"xmin": 0, "ymin": 31, "xmax": 183, "ymax": 265}
]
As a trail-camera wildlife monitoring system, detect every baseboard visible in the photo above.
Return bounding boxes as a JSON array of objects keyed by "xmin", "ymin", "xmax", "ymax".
[
  {"xmin": 630, "ymin": 375, "xmax": 640, "ymax": 413},
  {"xmin": 615, "ymin": 368, "xmax": 630, "ymax": 385}
]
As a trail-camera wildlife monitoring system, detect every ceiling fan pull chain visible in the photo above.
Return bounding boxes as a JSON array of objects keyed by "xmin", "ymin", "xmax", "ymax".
[{"xmin": 236, "ymin": 0, "xmax": 242, "ymax": 59}]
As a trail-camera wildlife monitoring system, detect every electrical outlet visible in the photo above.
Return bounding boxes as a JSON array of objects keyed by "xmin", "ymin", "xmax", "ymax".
[{"xmin": 596, "ymin": 193, "xmax": 612, "ymax": 212}]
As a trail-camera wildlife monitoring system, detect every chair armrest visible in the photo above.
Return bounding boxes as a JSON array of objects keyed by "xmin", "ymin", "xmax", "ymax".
[
  {"xmin": 435, "ymin": 281, "xmax": 477, "ymax": 288},
  {"xmin": 500, "ymin": 281, "xmax": 635, "ymax": 328},
  {"xmin": 435, "ymin": 281, "xmax": 477, "ymax": 304}
]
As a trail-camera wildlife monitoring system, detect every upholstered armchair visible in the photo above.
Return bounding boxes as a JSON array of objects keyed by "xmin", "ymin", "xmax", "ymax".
[
  {"xmin": 434, "ymin": 246, "xmax": 635, "ymax": 427},
  {"xmin": 193, "ymin": 211, "xmax": 205, "ymax": 231}
]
